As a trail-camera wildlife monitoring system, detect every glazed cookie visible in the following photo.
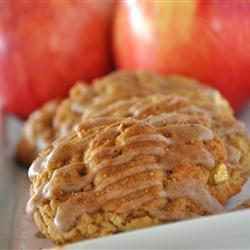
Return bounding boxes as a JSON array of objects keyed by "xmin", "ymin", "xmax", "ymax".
[
  {"xmin": 80, "ymin": 94, "xmax": 250, "ymax": 176},
  {"xmin": 18, "ymin": 71, "xmax": 232, "ymax": 165},
  {"xmin": 27, "ymin": 95, "xmax": 247, "ymax": 245}
]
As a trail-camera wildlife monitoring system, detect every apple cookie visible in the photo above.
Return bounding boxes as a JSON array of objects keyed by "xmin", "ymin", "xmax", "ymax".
[
  {"xmin": 27, "ymin": 95, "xmax": 248, "ymax": 245},
  {"xmin": 17, "ymin": 70, "xmax": 232, "ymax": 165},
  {"xmin": 81, "ymin": 94, "xmax": 250, "ymax": 176}
]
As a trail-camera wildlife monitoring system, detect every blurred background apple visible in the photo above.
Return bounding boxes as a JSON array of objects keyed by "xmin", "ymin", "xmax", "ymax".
[
  {"xmin": 1, "ymin": 0, "xmax": 250, "ymax": 117},
  {"xmin": 114, "ymin": 1, "xmax": 250, "ymax": 111},
  {"xmin": 0, "ymin": 0, "xmax": 114, "ymax": 118}
]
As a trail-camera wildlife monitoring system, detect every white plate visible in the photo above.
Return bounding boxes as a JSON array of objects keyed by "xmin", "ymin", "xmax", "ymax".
[{"xmin": 62, "ymin": 209, "xmax": 250, "ymax": 249}]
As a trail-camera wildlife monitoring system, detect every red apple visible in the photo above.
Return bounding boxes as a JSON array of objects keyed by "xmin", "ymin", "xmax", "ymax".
[
  {"xmin": 0, "ymin": 0, "xmax": 114, "ymax": 118},
  {"xmin": 114, "ymin": 1, "xmax": 250, "ymax": 111}
]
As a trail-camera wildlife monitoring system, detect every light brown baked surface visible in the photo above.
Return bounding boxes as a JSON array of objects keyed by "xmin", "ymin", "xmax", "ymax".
[
  {"xmin": 17, "ymin": 99, "xmax": 60, "ymax": 165},
  {"xmin": 17, "ymin": 71, "xmax": 233, "ymax": 165},
  {"xmin": 26, "ymin": 90, "xmax": 249, "ymax": 245},
  {"xmin": 242, "ymin": 199, "xmax": 250, "ymax": 208}
]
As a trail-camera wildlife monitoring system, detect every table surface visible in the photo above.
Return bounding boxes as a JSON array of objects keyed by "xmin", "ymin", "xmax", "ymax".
[{"xmin": 0, "ymin": 106, "xmax": 249, "ymax": 249}]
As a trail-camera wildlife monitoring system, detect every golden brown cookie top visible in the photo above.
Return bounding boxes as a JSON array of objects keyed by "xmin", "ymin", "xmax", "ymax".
[
  {"xmin": 55, "ymin": 71, "xmax": 232, "ymax": 131},
  {"xmin": 27, "ymin": 95, "xmax": 246, "ymax": 233},
  {"xmin": 18, "ymin": 70, "xmax": 234, "ymax": 165},
  {"xmin": 75, "ymin": 93, "xmax": 250, "ymax": 175}
]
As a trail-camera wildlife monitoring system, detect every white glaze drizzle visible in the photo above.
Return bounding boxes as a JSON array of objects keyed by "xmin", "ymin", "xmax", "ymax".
[{"xmin": 27, "ymin": 105, "xmax": 223, "ymax": 232}]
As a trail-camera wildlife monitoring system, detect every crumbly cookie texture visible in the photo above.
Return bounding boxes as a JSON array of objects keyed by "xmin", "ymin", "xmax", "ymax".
[
  {"xmin": 16, "ymin": 99, "xmax": 60, "ymax": 165},
  {"xmin": 27, "ymin": 94, "xmax": 248, "ymax": 245},
  {"xmin": 17, "ymin": 70, "xmax": 233, "ymax": 165}
]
